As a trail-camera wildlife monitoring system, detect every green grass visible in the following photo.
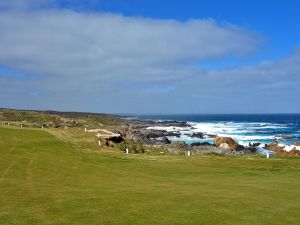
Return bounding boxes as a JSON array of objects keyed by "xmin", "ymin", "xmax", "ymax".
[{"xmin": 0, "ymin": 127, "xmax": 299, "ymax": 225}]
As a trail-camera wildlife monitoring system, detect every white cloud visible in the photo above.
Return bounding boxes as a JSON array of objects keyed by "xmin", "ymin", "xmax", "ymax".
[
  {"xmin": 0, "ymin": 10, "xmax": 260, "ymax": 81},
  {"xmin": 5, "ymin": 8, "xmax": 300, "ymax": 113}
]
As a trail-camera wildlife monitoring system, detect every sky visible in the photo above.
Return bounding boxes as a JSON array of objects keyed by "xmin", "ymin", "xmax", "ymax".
[{"xmin": 0, "ymin": 0, "xmax": 300, "ymax": 114}]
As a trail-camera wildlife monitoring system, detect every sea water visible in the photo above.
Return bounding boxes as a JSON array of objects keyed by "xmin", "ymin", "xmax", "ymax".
[{"xmin": 133, "ymin": 114, "xmax": 300, "ymax": 151}]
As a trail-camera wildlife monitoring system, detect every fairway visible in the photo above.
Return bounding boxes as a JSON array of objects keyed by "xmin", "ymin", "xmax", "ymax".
[{"xmin": 0, "ymin": 128, "xmax": 299, "ymax": 225}]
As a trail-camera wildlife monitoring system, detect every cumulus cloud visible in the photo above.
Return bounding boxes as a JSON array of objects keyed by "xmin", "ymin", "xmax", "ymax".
[
  {"xmin": 0, "ymin": 10, "xmax": 259, "ymax": 78},
  {"xmin": 1, "ymin": 7, "xmax": 298, "ymax": 113},
  {"xmin": 170, "ymin": 48, "xmax": 300, "ymax": 113}
]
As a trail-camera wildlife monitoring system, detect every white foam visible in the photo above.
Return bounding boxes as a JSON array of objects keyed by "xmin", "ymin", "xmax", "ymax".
[
  {"xmin": 147, "ymin": 121, "xmax": 297, "ymax": 152},
  {"xmin": 146, "ymin": 126, "xmax": 188, "ymax": 132},
  {"xmin": 282, "ymin": 145, "xmax": 300, "ymax": 152}
]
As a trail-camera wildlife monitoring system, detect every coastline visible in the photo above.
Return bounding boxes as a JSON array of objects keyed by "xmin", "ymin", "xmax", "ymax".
[{"xmin": 120, "ymin": 115, "xmax": 300, "ymax": 157}]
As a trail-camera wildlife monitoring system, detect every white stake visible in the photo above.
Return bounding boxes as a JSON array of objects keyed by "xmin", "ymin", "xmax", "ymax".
[
  {"xmin": 266, "ymin": 152, "xmax": 270, "ymax": 158},
  {"xmin": 97, "ymin": 133, "xmax": 100, "ymax": 137},
  {"xmin": 187, "ymin": 150, "xmax": 191, "ymax": 157},
  {"xmin": 126, "ymin": 148, "xmax": 129, "ymax": 154},
  {"xmin": 98, "ymin": 140, "xmax": 101, "ymax": 146},
  {"xmin": 84, "ymin": 128, "xmax": 87, "ymax": 132}
]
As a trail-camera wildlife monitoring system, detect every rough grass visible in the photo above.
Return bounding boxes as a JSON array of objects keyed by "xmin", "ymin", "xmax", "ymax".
[{"xmin": 0, "ymin": 127, "xmax": 299, "ymax": 225}]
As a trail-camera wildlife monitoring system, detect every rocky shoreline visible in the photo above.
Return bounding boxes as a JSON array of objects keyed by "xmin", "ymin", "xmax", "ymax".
[
  {"xmin": 107, "ymin": 118, "xmax": 300, "ymax": 157},
  {"xmin": 107, "ymin": 120, "xmax": 257, "ymax": 156}
]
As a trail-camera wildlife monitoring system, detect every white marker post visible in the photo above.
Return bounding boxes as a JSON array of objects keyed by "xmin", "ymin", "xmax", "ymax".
[
  {"xmin": 266, "ymin": 152, "xmax": 270, "ymax": 159},
  {"xmin": 84, "ymin": 128, "xmax": 87, "ymax": 132},
  {"xmin": 97, "ymin": 133, "xmax": 100, "ymax": 138},
  {"xmin": 125, "ymin": 148, "xmax": 129, "ymax": 154},
  {"xmin": 20, "ymin": 124, "xmax": 23, "ymax": 128},
  {"xmin": 187, "ymin": 150, "xmax": 191, "ymax": 157},
  {"xmin": 98, "ymin": 140, "xmax": 101, "ymax": 147}
]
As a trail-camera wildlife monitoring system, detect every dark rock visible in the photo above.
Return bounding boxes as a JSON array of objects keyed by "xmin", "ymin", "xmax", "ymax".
[
  {"xmin": 207, "ymin": 134, "xmax": 217, "ymax": 138},
  {"xmin": 191, "ymin": 142, "xmax": 212, "ymax": 147},
  {"xmin": 190, "ymin": 132, "xmax": 204, "ymax": 139},
  {"xmin": 236, "ymin": 144, "xmax": 245, "ymax": 151},
  {"xmin": 143, "ymin": 130, "xmax": 180, "ymax": 138},
  {"xmin": 244, "ymin": 147, "xmax": 257, "ymax": 153},
  {"xmin": 159, "ymin": 137, "xmax": 171, "ymax": 144},
  {"xmin": 154, "ymin": 120, "xmax": 191, "ymax": 127},
  {"xmin": 118, "ymin": 126, "xmax": 180, "ymax": 145},
  {"xmin": 108, "ymin": 136, "xmax": 123, "ymax": 143},
  {"xmin": 249, "ymin": 142, "xmax": 261, "ymax": 147}
]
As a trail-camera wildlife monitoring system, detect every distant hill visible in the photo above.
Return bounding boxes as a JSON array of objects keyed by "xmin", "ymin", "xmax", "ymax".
[{"xmin": 0, "ymin": 108, "xmax": 126, "ymax": 129}]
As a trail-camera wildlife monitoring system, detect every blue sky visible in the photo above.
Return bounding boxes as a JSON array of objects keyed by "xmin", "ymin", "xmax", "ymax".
[{"xmin": 0, "ymin": 0, "xmax": 300, "ymax": 113}]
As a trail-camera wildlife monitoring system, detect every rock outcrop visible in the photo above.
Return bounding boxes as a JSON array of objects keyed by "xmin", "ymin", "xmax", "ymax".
[
  {"xmin": 214, "ymin": 136, "xmax": 238, "ymax": 151},
  {"xmin": 119, "ymin": 127, "xmax": 177, "ymax": 145},
  {"xmin": 190, "ymin": 132, "xmax": 204, "ymax": 139},
  {"xmin": 265, "ymin": 141, "xmax": 300, "ymax": 157}
]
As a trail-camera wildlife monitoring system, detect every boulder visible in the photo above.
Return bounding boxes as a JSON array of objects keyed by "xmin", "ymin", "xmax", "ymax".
[
  {"xmin": 219, "ymin": 143, "xmax": 230, "ymax": 150},
  {"xmin": 107, "ymin": 136, "xmax": 123, "ymax": 143},
  {"xmin": 207, "ymin": 134, "xmax": 217, "ymax": 138},
  {"xmin": 215, "ymin": 136, "xmax": 238, "ymax": 151},
  {"xmin": 249, "ymin": 142, "xmax": 261, "ymax": 147},
  {"xmin": 265, "ymin": 141, "xmax": 300, "ymax": 157},
  {"xmin": 190, "ymin": 132, "xmax": 204, "ymax": 139}
]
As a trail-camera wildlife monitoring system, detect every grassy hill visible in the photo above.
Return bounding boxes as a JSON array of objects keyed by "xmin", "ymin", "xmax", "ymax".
[
  {"xmin": 0, "ymin": 108, "xmax": 126, "ymax": 128},
  {"xmin": 0, "ymin": 127, "xmax": 299, "ymax": 225}
]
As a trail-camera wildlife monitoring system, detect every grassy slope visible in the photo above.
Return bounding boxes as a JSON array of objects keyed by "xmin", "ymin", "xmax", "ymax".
[
  {"xmin": 0, "ymin": 127, "xmax": 299, "ymax": 225},
  {"xmin": 0, "ymin": 108, "xmax": 126, "ymax": 128}
]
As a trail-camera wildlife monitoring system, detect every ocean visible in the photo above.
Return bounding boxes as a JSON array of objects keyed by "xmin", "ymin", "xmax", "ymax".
[{"xmin": 132, "ymin": 114, "xmax": 300, "ymax": 151}]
